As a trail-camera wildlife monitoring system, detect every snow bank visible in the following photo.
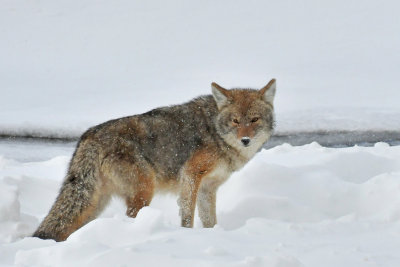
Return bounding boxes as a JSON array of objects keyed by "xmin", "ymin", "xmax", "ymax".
[
  {"xmin": 0, "ymin": 155, "xmax": 69, "ymax": 243},
  {"xmin": 0, "ymin": 178, "xmax": 19, "ymax": 223},
  {"xmin": 1, "ymin": 143, "xmax": 400, "ymax": 266},
  {"xmin": 218, "ymin": 143, "xmax": 400, "ymax": 227},
  {"xmin": 0, "ymin": 172, "xmax": 33, "ymax": 243}
]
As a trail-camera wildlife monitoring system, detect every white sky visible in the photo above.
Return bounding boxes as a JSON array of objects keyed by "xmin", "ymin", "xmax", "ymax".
[{"xmin": 1, "ymin": 0, "xmax": 399, "ymax": 135}]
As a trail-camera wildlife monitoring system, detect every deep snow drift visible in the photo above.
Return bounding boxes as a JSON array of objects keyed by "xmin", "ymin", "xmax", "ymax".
[{"xmin": 1, "ymin": 142, "xmax": 400, "ymax": 267}]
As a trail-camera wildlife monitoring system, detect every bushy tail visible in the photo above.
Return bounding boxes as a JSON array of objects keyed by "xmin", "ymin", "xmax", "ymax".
[
  {"xmin": 32, "ymin": 175, "xmax": 97, "ymax": 241},
  {"xmin": 33, "ymin": 143, "xmax": 108, "ymax": 242}
]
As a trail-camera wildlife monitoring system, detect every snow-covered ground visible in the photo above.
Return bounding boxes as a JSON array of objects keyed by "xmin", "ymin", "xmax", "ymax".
[{"xmin": 1, "ymin": 142, "xmax": 400, "ymax": 267}]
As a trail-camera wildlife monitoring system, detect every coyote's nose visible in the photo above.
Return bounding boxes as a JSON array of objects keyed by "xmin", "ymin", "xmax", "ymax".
[{"xmin": 241, "ymin": 137, "xmax": 250, "ymax": 146}]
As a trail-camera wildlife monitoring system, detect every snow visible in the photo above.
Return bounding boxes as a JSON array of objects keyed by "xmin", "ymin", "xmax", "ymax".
[
  {"xmin": 1, "ymin": 143, "xmax": 400, "ymax": 266},
  {"xmin": 1, "ymin": 0, "xmax": 400, "ymax": 138}
]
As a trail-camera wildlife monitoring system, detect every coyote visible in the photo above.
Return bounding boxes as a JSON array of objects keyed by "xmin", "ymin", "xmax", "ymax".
[{"xmin": 33, "ymin": 79, "xmax": 276, "ymax": 241}]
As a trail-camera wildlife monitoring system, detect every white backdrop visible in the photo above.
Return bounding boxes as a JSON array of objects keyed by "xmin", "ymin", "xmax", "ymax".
[{"xmin": 1, "ymin": 0, "xmax": 399, "ymax": 136}]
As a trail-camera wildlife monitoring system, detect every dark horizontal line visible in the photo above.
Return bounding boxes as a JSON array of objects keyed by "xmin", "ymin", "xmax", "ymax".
[
  {"xmin": 0, "ymin": 130, "xmax": 399, "ymax": 148},
  {"xmin": 0, "ymin": 134, "xmax": 77, "ymax": 143},
  {"xmin": 265, "ymin": 130, "xmax": 400, "ymax": 148}
]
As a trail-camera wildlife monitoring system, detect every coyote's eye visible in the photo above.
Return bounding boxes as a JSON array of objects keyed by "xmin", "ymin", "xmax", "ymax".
[
  {"xmin": 232, "ymin": 118, "xmax": 239, "ymax": 124},
  {"xmin": 251, "ymin": 117, "xmax": 259, "ymax": 123}
]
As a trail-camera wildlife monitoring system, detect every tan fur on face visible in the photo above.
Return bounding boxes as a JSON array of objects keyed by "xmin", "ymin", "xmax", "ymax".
[
  {"xmin": 228, "ymin": 90, "xmax": 264, "ymax": 116},
  {"xmin": 237, "ymin": 123, "xmax": 256, "ymax": 139}
]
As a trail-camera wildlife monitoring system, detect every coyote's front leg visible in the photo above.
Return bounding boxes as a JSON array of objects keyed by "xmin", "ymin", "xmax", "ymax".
[
  {"xmin": 178, "ymin": 148, "xmax": 218, "ymax": 227},
  {"xmin": 178, "ymin": 172, "xmax": 202, "ymax": 228},
  {"xmin": 197, "ymin": 183, "xmax": 217, "ymax": 228}
]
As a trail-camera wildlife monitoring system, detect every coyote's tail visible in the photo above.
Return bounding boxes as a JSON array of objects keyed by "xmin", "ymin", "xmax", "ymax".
[{"xmin": 33, "ymin": 145, "xmax": 106, "ymax": 242}]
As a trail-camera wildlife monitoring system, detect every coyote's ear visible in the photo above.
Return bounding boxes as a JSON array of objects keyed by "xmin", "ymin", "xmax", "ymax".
[
  {"xmin": 211, "ymin": 82, "xmax": 229, "ymax": 109},
  {"xmin": 259, "ymin": 79, "xmax": 276, "ymax": 104}
]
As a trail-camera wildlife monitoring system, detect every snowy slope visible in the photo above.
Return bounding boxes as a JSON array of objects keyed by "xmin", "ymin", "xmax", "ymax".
[
  {"xmin": 1, "ymin": 143, "xmax": 400, "ymax": 266},
  {"xmin": 1, "ymin": 0, "xmax": 400, "ymax": 138}
]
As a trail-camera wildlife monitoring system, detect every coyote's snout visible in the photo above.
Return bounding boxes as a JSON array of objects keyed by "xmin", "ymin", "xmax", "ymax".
[{"xmin": 33, "ymin": 79, "xmax": 277, "ymax": 241}]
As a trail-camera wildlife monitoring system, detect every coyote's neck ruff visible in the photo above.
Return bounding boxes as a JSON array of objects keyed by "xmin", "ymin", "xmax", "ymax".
[{"xmin": 33, "ymin": 79, "xmax": 276, "ymax": 241}]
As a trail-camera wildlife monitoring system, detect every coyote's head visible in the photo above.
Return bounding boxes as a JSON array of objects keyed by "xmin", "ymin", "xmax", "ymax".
[{"xmin": 212, "ymin": 79, "xmax": 276, "ymax": 155}]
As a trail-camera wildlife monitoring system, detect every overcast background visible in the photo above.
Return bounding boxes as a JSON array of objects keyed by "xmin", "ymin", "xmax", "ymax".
[{"xmin": 1, "ymin": 0, "xmax": 399, "ymax": 137}]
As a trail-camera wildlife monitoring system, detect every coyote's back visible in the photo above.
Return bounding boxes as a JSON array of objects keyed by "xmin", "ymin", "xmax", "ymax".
[{"xmin": 33, "ymin": 79, "xmax": 276, "ymax": 241}]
